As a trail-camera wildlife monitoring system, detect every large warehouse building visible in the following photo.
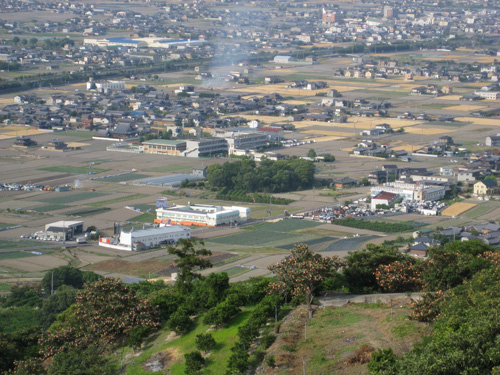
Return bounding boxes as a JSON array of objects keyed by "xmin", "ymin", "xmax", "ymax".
[
  {"xmin": 44, "ymin": 221, "xmax": 84, "ymax": 240},
  {"xmin": 371, "ymin": 181, "xmax": 446, "ymax": 202},
  {"xmin": 155, "ymin": 204, "xmax": 250, "ymax": 227},
  {"xmin": 99, "ymin": 225, "xmax": 191, "ymax": 251}
]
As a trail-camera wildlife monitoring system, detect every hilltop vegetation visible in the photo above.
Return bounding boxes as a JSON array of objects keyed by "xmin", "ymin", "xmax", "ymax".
[{"xmin": 2, "ymin": 239, "xmax": 500, "ymax": 374}]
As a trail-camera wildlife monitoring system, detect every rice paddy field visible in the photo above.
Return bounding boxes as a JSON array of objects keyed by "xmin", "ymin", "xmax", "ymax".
[{"xmin": 441, "ymin": 202, "xmax": 477, "ymax": 217}]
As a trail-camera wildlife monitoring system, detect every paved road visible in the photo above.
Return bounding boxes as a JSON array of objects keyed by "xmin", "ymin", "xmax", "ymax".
[
  {"xmin": 318, "ymin": 292, "xmax": 424, "ymax": 307},
  {"xmin": 0, "ymin": 242, "xmax": 88, "ymax": 253}
]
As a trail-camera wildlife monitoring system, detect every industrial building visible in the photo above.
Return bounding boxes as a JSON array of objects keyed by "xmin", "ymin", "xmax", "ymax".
[
  {"xmin": 226, "ymin": 133, "xmax": 268, "ymax": 154},
  {"xmin": 99, "ymin": 225, "xmax": 191, "ymax": 251},
  {"xmin": 83, "ymin": 37, "xmax": 205, "ymax": 49},
  {"xmin": 142, "ymin": 139, "xmax": 187, "ymax": 156},
  {"xmin": 371, "ymin": 181, "xmax": 446, "ymax": 202},
  {"xmin": 155, "ymin": 204, "xmax": 250, "ymax": 227},
  {"xmin": 185, "ymin": 138, "xmax": 228, "ymax": 157},
  {"xmin": 44, "ymin": 221, "xmax": 84, "ymax": 240}
]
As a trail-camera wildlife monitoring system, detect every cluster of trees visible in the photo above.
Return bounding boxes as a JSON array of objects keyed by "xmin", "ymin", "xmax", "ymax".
[
  {"xmin": 2, "ymin": 239, "xmax": 277, "ymax": 374},
  {"xmin": 364, "ymin": 240, "xmax": 500, "ymax": 374},
  {"xmin": 334, "ymin": 218, "xmax": 417, "ymax": 233},
  {"xmin": 206, "ymin": 158, "xmax": 316, "ymax": 193},
  {"xmin": 0, "ymin": 266, "xmax": 103, "ymax": 374}
]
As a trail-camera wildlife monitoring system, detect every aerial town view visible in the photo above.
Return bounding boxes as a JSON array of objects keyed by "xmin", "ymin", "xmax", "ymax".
[{"xmin": 1, "ymin": 0, "xmax": 500, "ymax": 373}]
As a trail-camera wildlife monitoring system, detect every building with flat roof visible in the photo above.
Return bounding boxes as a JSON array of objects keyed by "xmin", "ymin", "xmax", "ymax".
[
  {"xmin": 185, "ymin": 138, "xmax": 228, "ymax": 158},
  {"xmin": 226, "ymin": 133, "xmax": 268, "ymax": 154},
  {"xmin": 84, "ymin": 37, "xmax": 205, "ymax": 49},
  {"xmin": 44, "ymin": 221, "xmax": 84, "ymax": 240},
  {"xmin": 156, "ymin": 204, "xmax": 250, "ymax": 227},
  {"xmin": 142, "ymin": 139, "xmax": 187, "ymax": 156},
  {"xmin": 99, "ymin": 225, "xmax": 190, "ymax": 251},
  {"xmin": 371, "ymin": 181, "xmax": 446, "ymax": 202}
]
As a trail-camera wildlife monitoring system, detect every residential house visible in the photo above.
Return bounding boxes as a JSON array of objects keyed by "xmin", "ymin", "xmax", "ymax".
[{"xmin": 474, "ymin": 179, "xmax": 498, "ymax": 196}]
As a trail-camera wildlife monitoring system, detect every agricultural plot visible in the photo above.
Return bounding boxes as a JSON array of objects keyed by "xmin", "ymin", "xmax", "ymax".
[
  {"xmin": 443, "ymin": 105, "xmax": 487, "ymax": 112},
  {"xmin": 403, "ymin": 126, "xmax": 456, "ymax": 135},
  {"xmin": 61, "ymin": 132, "xmax": 95, "ymax": 139},
  {"xmin": 320, "ymin": 235, "xmax": 379, "ymax": 253},
  {"xmin": 92, "ymin": 173, "xmax": 148, "ymax": 183},
  {"xmin": 30, "ymin": 204, "xmax": 67, "ymax": 212},
  {"xmin": 276, "ymin": 236, "xmax": 335, "ymax": 250},
  {"xmin": 0, "ymin": 251, "xmax": 37, "ymax": 261},
  {"xmin": 0, "ymin": 240, "xmax": 41, "ymax": 249},
  {"xmin": 222, "ymin": 266, "xmax": 252, "ymax": 278},
  {"xmin": 87, "ymin": 258, "xmax": 175, "ymax": 278},
  {"xmin": 463, "ymin": 202, "xmax": 499, "ymax": 219},
  {"xmin": 250, "ymin": 219, "xmax": 323, "ymax": 232},
  {"xmin": 66, "ymin": 207, "xmax": 111, "ymax": 217},
  {"xmin": 37, "ymin": 192, "xmax": 109, "ymax": 204},
  {"xmin": 455, "ymin": 117, "xmax": 500, "ymax": 126},
  {"xmin": 0, "ymin": 127, "xmax": 47, "ymax": 140},
  {"xmin": 86, "ymin": 193, "xmax": 149, "ymax": 207},
  {"xmin": 210, "ymin": 220, "xmax": 323, "ymax": 247},
  {"xmin": 441, "ymin": 202, "xmax": 477, "ymax": 217},
  {"xmin": 210, "ymin": 230, "xmax": 304, "ymax": 246},
  {"xmin": 40, "ymin": 166, "xmax": 107, "ymax": 174},
  {"xmin": 435, "ymin": 95, "xmax": 465, "ymax": 101},
  {"xmin": 1, "ymin": 255, "xmax": 67, "ymax": 272}
]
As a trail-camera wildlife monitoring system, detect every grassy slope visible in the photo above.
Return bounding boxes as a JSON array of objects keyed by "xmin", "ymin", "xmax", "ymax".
[
  {"xmin": 125, "ymin": 307, "xmax": 255, "ymax": 375},
  {"xmin": 118, "ymin": 300, "xmax": 425, "ymax": 375},
  {"xmin": 263, "ymin": 302, "xmax": 427, "ymax": 375}
]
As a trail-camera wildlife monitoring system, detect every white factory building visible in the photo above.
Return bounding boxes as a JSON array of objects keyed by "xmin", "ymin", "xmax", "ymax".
[
  {"xmin": 99, "ymin": 225, "xmax": 190, "ymax": 251},
  {"xmin": 371, "ymin": 181, "xmax": 446, "ymax": 202},
  {"xmin": 155, "ymin": 204, "xmax": 250, "ymax": 227}
]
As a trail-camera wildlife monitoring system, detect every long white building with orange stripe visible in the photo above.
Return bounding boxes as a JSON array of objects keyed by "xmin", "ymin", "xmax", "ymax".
[{"xmin": 155, "ymin": 204, "xmax": 250, "ymax": 227}]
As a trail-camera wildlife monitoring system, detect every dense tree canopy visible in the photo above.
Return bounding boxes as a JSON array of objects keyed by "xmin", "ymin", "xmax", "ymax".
[
  {"xmin": 344, "ymin": 244, "xmax": 407, "ymax": 293},
  {"xmin": 41, "ymin": 266, "xmax": 101, "ymax": 295},
  {"xmin": 206, "ymin": 158, "xmax": 315, "ymax": 193},
  {"xmin": 268, "ymin": 244, "xmax": 343, "ymax": 318},
  {"xmin": 40, "ymin": 278, "xmax": 159, "ymax": 358}
]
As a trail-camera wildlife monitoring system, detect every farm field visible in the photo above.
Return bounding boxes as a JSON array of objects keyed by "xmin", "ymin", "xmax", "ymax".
[
  {"xmin": 36, "ymin": 192, "xmax": 110, "ymax": 204},
  {"xmin": 40, "ymin": 166, "xmax": 108, "ymax": 174},
  {"xmin": 441, "ymin": 202, "xmax": 477, "ymax": 217}
]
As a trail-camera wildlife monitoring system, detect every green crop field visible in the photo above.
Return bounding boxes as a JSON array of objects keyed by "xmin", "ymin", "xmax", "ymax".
[
  {"xmin": 276, "ymin": 236, "xmax": 335, "ymax": 250},
  {"xmin": 320, "ymin": 235, "xmax": 379, "ymax": 252},
  {"xmin": 0, "ymin": 251, "xmax": 36, "ymax": 260},
  {"xmin": 147, "ymin": 164, "xmax": 192, "ymax": 173},
  {"xmin": 250, "ymin": 219, "xmax": 322, "ymax": 232},
  {"xmin": 222, "ymin": 266, "xmax": 252, "ymax": 278},
  {"xmin": 464, "ymin": 202, "xmax": 499, "ymax": 219},
  {"xmin": 31, "ymin": 204, "xmax": 67, "ymax": 212},
  {"xmin": 38, "ymin": 192, "xmax": 109, "ymax": 204},
  {"xmin": 40, "ymin": 166, "xmax": 108, "ymax": 174},
  {"xmin": 93, "ymin": 173, "xmax": 149, "ymax": 183},
  {"xmin": 62, "ymin": 132, "xmax": 95, "ymax": 139},
  {"xmin": 0, "ymin": 240, "xmax": 41, "ymax": 250},
  {"xmin": 210, "ymin": 230, "xmax": 304, "ymax": 246},
  {"xmin": 67, "ymin": 207, "xmax": 111, "ymax": 217},
  {"xmin": 86, "ymin": 194, "xmax": 149, "ymax": 207}
]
